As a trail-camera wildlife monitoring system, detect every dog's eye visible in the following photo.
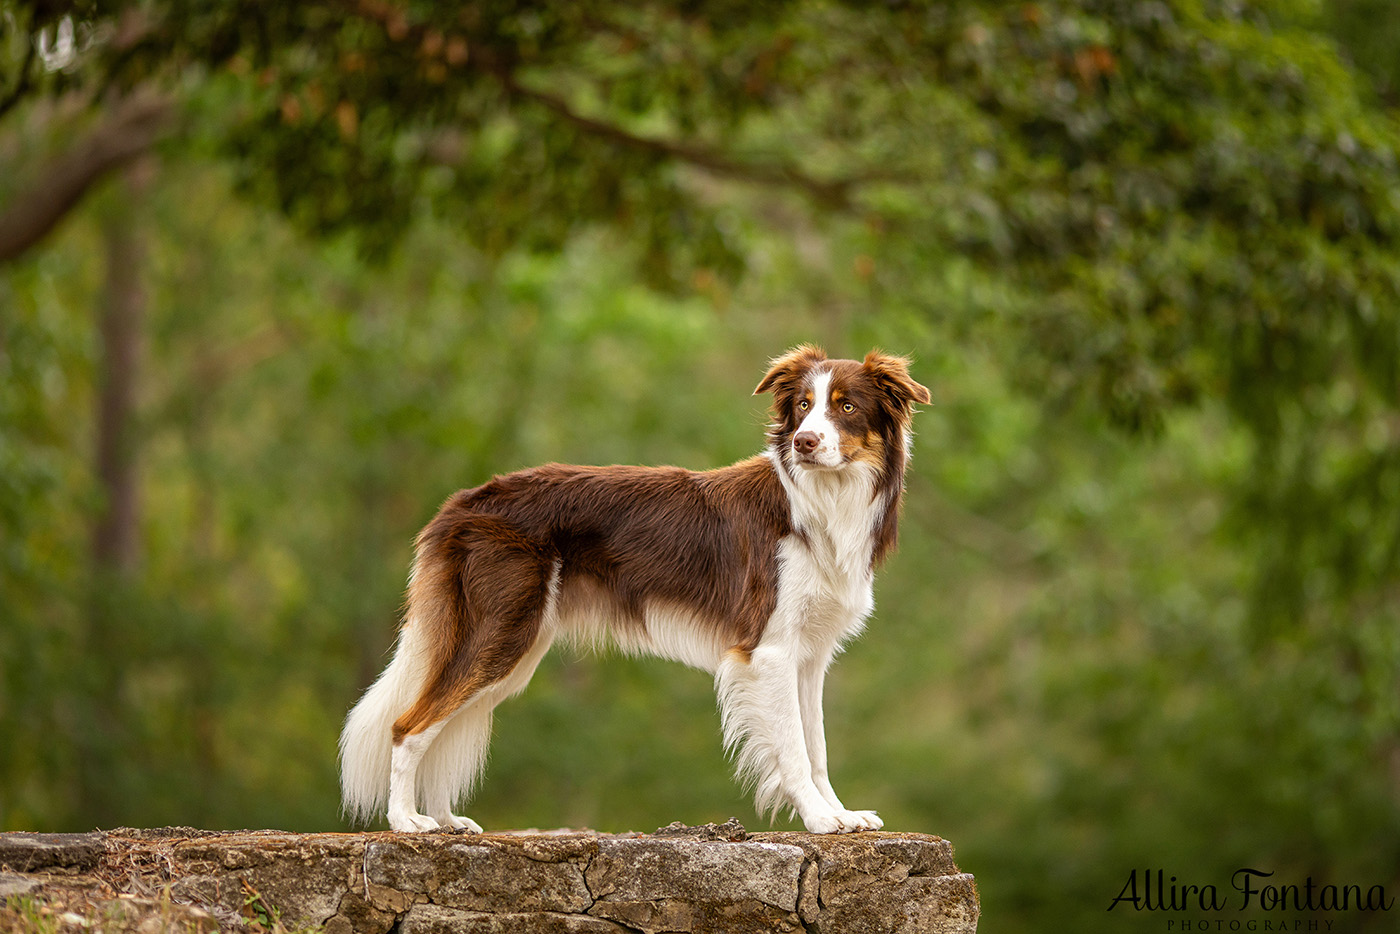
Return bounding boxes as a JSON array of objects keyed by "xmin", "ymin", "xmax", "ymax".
[
  {"xmin": 798, "ymin": 400, "xmax": 809, "ymax": 411},
  {"xmin": 842, "ymin": 402, "xmax": 855, "ymax": 413}
]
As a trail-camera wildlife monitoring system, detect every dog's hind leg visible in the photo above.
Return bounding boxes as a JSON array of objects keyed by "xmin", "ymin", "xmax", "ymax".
[
  {"xmin": 386, "ymin": 527, "xmax": 556, "ymax": 833},
  {"xmin": 418, "ymin": 701, "xmax": 490, "ymax": 832},
  {"xmin": 386, "ymin": 718, "xmax": 450, "ymax": 832},
  {"xmin": 418, "ymin": 613, "xmax": 557, "ymax": 831}
]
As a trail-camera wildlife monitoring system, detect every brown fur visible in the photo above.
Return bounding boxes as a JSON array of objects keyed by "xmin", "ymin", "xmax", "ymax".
[{"xmin": 391, "ymin": 458, "xmax": 792, "ymax": 739}]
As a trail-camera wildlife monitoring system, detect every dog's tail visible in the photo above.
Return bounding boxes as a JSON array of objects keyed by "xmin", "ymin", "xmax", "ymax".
[{"xmin": 338, "ymin": 614, "xmax": 436, "ymax": 824}]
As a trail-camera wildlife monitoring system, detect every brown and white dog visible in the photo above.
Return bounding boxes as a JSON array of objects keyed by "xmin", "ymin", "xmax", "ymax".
[{"xmin": 340, "ymin": 345, "xmax": 930, "ymax": 833}]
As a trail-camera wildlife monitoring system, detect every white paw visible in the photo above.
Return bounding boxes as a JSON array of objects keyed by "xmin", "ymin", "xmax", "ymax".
[
  {"xmin": 436, "ymin": 814, "xmax": 483, "ymax": 833},
  {"xmin": 845, "ymin": 809, "xmax": 884, "ymax": 831},
  {"xmin": 389, "ymin": 811, "xmax": 441, "ymax": 833},
  {"xmin": 803, "ymin": 808, "xmax": 883, "ymax": 834},
  {"xmin": 803, "ymin": 812, "xmax": 846, "ymax": 834}
]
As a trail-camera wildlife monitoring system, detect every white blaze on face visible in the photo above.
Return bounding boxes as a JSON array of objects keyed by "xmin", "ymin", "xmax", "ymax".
[{"xmin": 794, "ymin": 369, "xmax": 843, "ymax": 468}]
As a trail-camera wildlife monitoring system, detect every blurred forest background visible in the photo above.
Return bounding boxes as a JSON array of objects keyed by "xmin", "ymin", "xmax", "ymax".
[{"xmin": 2, "ymin": 1, "xmax": 1399, "ymax": 931}]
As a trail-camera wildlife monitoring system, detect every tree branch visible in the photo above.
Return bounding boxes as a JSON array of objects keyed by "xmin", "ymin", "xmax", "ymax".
[
  {"xmin": 496, "ymin": 74, "xmax": 856, "ymax": 208},
  {"xmin": 342, "ymin": 0, "xmax": 909, "ymax": 209},
  {"xmin": 0, "ymin": 90, "xmax": 174, "ymax": 263}
]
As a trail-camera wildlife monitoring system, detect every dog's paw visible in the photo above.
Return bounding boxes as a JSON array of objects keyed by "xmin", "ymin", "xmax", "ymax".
[
  {"xmin": 803, "ymin": 809, "xmax": 883, "ymax": 834},
  {"xmin": 437, "ymin": 813, "xmax": 484, "ymax": 833},
  {"xmin": 388, "ymin": 811, "xmax": 441, "ymax": 833},
  {"xmin": 802, "ymin": 812, "xmax": 847, "ymax": 834},
  {"xmin": 845, "ymin": 809, "xmax": 883, "ymax": 831}
]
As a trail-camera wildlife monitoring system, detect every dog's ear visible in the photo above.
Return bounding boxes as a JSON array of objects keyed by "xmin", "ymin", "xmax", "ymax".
[
  {"xmin": 863, "ymin": 350, "xmax": 931, "ymax": 412},
  {"xmin": 754, "ymin": 344, "xmax": 828, "ymax": 395}
]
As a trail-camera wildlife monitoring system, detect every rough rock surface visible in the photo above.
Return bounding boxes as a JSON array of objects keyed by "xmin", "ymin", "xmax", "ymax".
[{"xmin": 0, "ymin": 823, "xmax": 979, "ymax": 933}]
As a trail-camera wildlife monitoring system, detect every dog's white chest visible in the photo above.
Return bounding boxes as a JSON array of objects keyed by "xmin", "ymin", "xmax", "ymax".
[
  {"xmin": 769, "ymin": 463, "xmax": 881, "ymax": 650},
  {"xmin": 777, "ymin": 533, "xmax": 876, "ymax": 646}
]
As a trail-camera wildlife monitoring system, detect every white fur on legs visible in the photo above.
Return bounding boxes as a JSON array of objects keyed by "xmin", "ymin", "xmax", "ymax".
[
  {"xmin": 749, "ymin": 645, "xmax": 835, "ymax": 832},
  {"xmin": 798, "ymin": 650, "xmax": 882, "ymax": 831},
  {"xmin": 389, "ymin": 621, "xmax": 558, "ymax": 833},
  {"xmin": 718, "ymin": 644, "xmax": 875, "ymax": 834},
  {"xmin": 798, "ymin": 649, "xmax": 840, "ymax": 809},
  {"xmin": 387, "ymin": 721, "xmax": 447, "ymax": 832},
  {"xmin": 340, "ymin": 622, "xmax": 433, "ymax": 826},
  {"xmin": 419, "ymin": 700, "xmax": 493, "ymax": 832},
  {"xmin": 716, "ymin": 649, "xmax": 783, "ymax": 819}
]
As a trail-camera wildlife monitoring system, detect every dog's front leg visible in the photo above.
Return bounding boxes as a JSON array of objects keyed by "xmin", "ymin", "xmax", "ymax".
[
  {"xmin": 724, "ymin": 643, "xmax": 878, "ymax": 834},
  {"xmin": 751, "ymin": 644, "xmax": 844, "ymax": 832},
  {"xmin": 798, "ymin": 650, "xmax": 882, "ymax": 832}
]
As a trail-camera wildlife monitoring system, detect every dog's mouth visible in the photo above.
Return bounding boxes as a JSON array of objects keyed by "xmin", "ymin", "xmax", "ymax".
[{"xmin": 793, "ymin": 449, "xmax": 844, "ymax": 470}]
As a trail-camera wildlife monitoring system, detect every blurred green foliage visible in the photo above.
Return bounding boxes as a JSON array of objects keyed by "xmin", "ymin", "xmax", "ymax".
[{"xmin": 2, "ymin": 1, "xmax": 1399, "ymax": 932}]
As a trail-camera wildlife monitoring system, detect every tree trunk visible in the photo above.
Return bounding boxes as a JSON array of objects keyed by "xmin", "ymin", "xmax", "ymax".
[
  {"xmin": 92, "ymin": 166, "xmax": 150, "ymax": 574},
  {"xmin": 80, "ymin": 158, "xmax": 154, "ymax": 827}
]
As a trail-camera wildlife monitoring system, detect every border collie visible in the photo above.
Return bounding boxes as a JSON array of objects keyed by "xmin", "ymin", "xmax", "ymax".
[{"xmin": 340, "ymin": 345, "xmax": 930, "ymax": 834}]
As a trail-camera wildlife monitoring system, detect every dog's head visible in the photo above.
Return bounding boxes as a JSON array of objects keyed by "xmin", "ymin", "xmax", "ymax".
[{"xmin": 755, "ymin": 345, "xmax": 930, "ymax": 474}]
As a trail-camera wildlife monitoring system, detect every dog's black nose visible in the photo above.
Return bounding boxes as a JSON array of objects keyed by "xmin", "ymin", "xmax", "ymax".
[{"xmin": 793, "ymin": 431, "xmax": 820, "ymax": 455}]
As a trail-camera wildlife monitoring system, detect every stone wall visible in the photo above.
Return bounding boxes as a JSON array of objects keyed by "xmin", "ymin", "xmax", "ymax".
[{"xmin": 0, "ymin": 823, "xmax": 979, "ymax": 933}]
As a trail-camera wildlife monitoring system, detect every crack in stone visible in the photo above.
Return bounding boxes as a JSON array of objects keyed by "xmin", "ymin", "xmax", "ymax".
[
  {"xmin": 795, "ymin": 852, "xmax": 821, "ymax": 934},
  {"xmin": 581, "ymin": 849, "xmax": 600, "ymax": 913}
]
